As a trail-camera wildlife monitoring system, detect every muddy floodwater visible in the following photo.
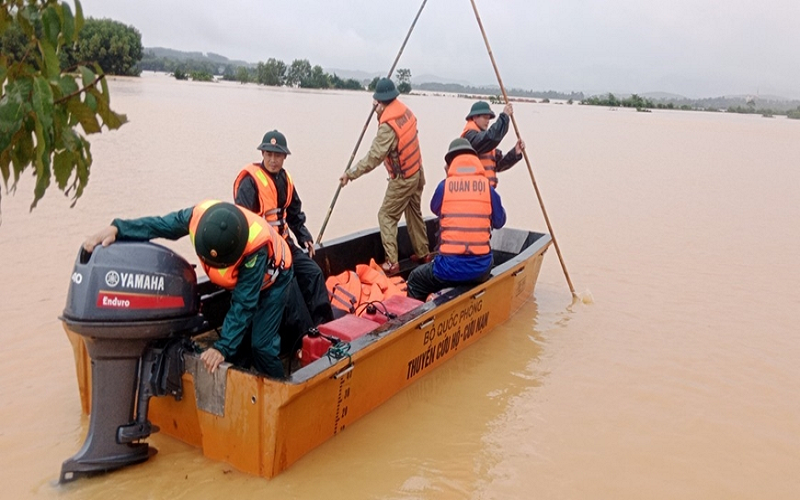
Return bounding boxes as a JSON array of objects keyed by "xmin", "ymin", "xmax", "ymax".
[{"xmin": 1, "ymin": 72, "xmax": 798, "ymax": 499}]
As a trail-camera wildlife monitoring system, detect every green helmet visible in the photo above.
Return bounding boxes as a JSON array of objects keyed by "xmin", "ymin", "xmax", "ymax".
[
  {"xmin": 465, "ymin": 101, "xmax": 496, "ymax": 120},
  {"xmin": 372, "ymin": 78, "xmax": 400, "ymax": 102},
  {"xmin": 444, "ymin": 137, "xmax": 478, "ymax": 165},
  {"xmin": 193, "ymin": 202, "xmax": 249, "ymax": 268},
  {"xmin": 257, "ymin": 129, "xmax": 291, "ymax": 155}
]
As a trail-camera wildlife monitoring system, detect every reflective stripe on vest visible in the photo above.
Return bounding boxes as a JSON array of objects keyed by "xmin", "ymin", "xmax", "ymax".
[
  {"xmin": 189, "ymin": 200, "xmax": 292, "ymax": 290},
  {"xmin": 379, "ymin": 100, "xmax": 422, "ymax": 179},
  {"xmin": 232, "ymin": 163, "xmax": 295, "ymax": 239},
  {"xmin": 461, "ymin": 120, "xmax": 498, "ymax": 188},
  {"xmin": 439, "ymin": 156, "xmax": 492, "ymax": 256},
  {"xmin": 325, "ymin": 271, "xmax": 361, "ymax": 314}
]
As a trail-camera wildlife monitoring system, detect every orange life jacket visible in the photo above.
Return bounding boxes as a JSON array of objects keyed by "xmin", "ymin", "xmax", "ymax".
[
  {"xmin": 233, "ymin": 163, "xmax": 295, "ymax": 240},
  {"xmin": 439, "ymin": 155, "xmax": 493, "ymax": 256},
  {"xmin": 189, "ymin": 200, "xmax": 292, "ymax": 290},
  {"xmin": 326, "ymin": 259, "xmax": 408, "ymax": 316},
  {"xmin": 355, "ymin": 259, "xmax": 406, "ymax": 310},
  {"xmin": 461, "ymin": 120, "xmax": 499, "ymax": 188},
  {"xmin": 325, "ymin": 270, "xmax": 362, "ymax": 314},
  {"xmin": 379, "ymin": 99, "xmax": 422, "ymax": 179},
  {"xmin": 368, "ymin": 258, "xmax": 407, "ymax": 295}
]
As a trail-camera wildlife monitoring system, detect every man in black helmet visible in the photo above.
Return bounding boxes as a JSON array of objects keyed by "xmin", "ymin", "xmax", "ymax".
[
  {"xmin": 460, "ymin": 100, "xmax": 525, "ymax": 188},
  {"xmin": 82, "ymin": 200, "xmax": 294, "ymax": 379},
  {"xmin": 338, "ymin": 77, "xmax": 430, "ymax": 275},
  {"xmin": 234, "ymin": 129, "xmax": 333, "ymax": 332}
]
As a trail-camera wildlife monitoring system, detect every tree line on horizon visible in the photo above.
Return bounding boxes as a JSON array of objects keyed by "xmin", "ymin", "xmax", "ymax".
[
  {"xmin": 0, "ymin": 2, "xmax": 413, "ymax": 217},
  {"xmin": 2, "ymin": 15, "xmax": 143, "ymax": 76},
  {"xmin": 221, "ymin": 58, "xmax": 367, "ymax": 90},
  {"xmin": 581, "ymin": 93, "xmax": 800, "ymax": 118},
  {"xmin": 19, "ymin": 12, "xmax": 791, "ymax": 115},
  {"xmin": 5, "ymin": 13, "xmax": 414, "ymax": 93},
  {"xmin": 415, "ymin": 82, "xmax": 584, "ymax": 102},
  {"xmin": 142, "ymin": 50, "xmax": 416, "ymax": 94},
  {"xmin": 3, "ymin": 0, "xmax": 798, "ymax": 219}
]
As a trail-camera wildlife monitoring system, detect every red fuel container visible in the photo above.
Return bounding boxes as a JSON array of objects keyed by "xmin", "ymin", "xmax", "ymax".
[
  {"xmin": 300, "ymin": 314, "xmax": 380, "ymax": 366},
  {"xmin": 360, "ymin": 294, "xmax": 424, "ymax": 325},
  {"xmin": 300, "ymin": 335, "xmax": 332, "ymax": 367},
  {"xmin": 318, "ymin": 314, "xmax": 380, "ymax": 341}
]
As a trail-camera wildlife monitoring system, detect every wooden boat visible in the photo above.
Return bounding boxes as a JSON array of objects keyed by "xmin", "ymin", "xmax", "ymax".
[{"xmin": 65, "ymin": 218, "xmax": 551, "ymax": 479}]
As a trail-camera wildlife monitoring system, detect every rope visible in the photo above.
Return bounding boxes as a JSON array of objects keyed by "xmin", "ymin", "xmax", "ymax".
[{"xmin": 326, "ymin": 340, "xmax": 352, "ymax": 365}]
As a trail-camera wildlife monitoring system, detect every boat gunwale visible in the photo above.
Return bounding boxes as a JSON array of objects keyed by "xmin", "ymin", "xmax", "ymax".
[{"xmin": 217, "ymin": 225, "xmax": 553, "ymax": 385}]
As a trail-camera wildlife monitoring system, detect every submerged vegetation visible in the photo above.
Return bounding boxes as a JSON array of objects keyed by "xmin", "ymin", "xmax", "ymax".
[
  {"xmin": 583, "ymin": 93, "xmax": 659, "ymax": 109},
  {"xmin": 581, "ymin": 93, "xmax": 800, "ymax": 118},
  {"xmin": 225, "ymin": 57, "xmax": 366, "ymax": 90},
  {"xmin": 416, "ymin": 82, "xmax": 583, "ymax": 102},
  {"xmin": 141, "ymin": 48, "xmax": 372, "ymax": 90},
  {"xmin": 139, "ymin": 49, "xmax": 800, "ymax": 118}
]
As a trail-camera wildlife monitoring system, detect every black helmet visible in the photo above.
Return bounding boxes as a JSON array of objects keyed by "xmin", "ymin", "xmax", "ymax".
[
  {"xmin": 444, "ymin": 137, "xmax": 478, "ymax": 165},
  {"xmin": 465, "ymin": 101, "xmax": 496, "ymax": 120},
  {"xmin": 257, "ymin": 129, "xmax": 291, "ymax": 155},
  {"xmin": 194, "ymin": 202, "xmax": 249, "ymax": 268},
  {"xmin": 372, "ymin": 78, "xmax": 400, "ymax": 102}
]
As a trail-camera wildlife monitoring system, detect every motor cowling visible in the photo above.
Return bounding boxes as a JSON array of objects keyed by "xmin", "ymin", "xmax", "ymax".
[
  {"xmin": 60, "ymin": 242, "xmax": 206, "ymax": 483},
  {"xmin": 64, "ymin": 241, "xmax": 198, "ymax": 325}
]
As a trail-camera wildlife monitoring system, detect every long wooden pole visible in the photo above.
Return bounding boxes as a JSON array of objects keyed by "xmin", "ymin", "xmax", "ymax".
[
  {"xmin": 316, "ymin": 0, "xmax": 428, "ymax": 244},
  {"xmin": 469, "ymin": 0, "xmax": 577, "ymax": 297}
]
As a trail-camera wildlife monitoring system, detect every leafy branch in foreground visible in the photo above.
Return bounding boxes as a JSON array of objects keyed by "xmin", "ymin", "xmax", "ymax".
[{"xmin": 0, "ymin": 0, "xmax": 127, "ymax": 215}]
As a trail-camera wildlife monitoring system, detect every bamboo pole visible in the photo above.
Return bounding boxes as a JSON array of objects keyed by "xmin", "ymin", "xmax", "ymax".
[
  {"xmin": 316, "ymin": 0, "xmax": 428, "ymax": 244},
  {"xmin": 469, "ymin": 0, "xmax": 577, "ymax": 297}
]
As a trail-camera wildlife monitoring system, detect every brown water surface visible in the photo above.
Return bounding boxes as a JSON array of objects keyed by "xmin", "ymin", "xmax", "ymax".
[{"xmin": 1, "ymin": 73, "xmax": 798, "ymax": 499}]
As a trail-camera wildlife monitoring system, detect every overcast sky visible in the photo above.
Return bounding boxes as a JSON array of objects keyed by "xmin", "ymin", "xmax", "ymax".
[{"xmin": 77, "ymin": 0, "xmax": 800, "ymax": 99}]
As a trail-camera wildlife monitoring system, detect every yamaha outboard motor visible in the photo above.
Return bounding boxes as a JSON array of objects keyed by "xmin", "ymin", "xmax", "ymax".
[{"xmin": 60, "ymin": 242, "xmax": 206, "ymax": 483}]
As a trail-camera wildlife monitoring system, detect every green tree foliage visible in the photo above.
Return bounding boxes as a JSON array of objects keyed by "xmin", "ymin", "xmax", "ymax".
[
  {"xmin": 256, "ymin": 58, "xmax": 285, "ymax": 86},
  {"xmin": 415, "ymin": 82, "xmax": 584, "ymax": 101},
  {"xmin": 141, "ymin": 50, "xmax": 228, "ymax": 76},
  {"xmin": 286, "ymin": 59, "xmax": 311, "ymax": 87},
  {"xmin": 396, "ymin": 68, "xmax": 411, "ymax": 94},
  {"xmin": 0, "ymin": 21, "xmax": 33, "ymax": 66},
  {"xmin": 63, "ymin": 17, "xmax": 143, "ymax": 76},
  {"xmin": 221, "ymin": 65, "xmax": 235, "ymax": 81},
  {"xmin": 726, "ymin": 105, "xmax": 784, "ymax": 116},
  {"xmin": 234, "ymin": 66, "xmax": 250, "ymax": 83},
  {"xmin": 581, "ymin": 93, "xmax": 654, "ymax": 109},
  {"xmin": 0, "ymin": 0, "xmax": 127, "ymax": 212},
  {"xmin": 305, "ymin": 64, "xmax": 328, "ymax": 88},
  {"xmin": 145, "ymin": 48, "xmax": 363, "ymax": 91},
  {"xmin": 190, "ymin": 70, "xmax": 213, "ymax": 82},
  {"xmin": 397, "ymin": 68, "xmax": 411, "ymax": 83},
  {"xmin": 580, "ymin": 93, "xmax": 800, "ymax": 116},
  {"xmin": 367, "ymin": 76, "xmax": 380, "ymax": 92},
  {"xmin": 330, "ymin": 74, "xmax": 363, "ymax": 90}
]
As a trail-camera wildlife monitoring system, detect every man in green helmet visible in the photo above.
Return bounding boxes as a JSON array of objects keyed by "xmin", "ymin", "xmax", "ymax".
[
  {"xmin": 81, "ymin": 201, "xmax": 294, "ymax": 379},
  {"xmin": 460, "ymin": 101, "xmax": 525, "ymax": 188},
  {"xmin": 338, "ymin": 77, "xmax": 430, "ymax": 275},
  {"xmin": 406, "ymin": 138, "xmax": 506, "ymax": 301}
]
